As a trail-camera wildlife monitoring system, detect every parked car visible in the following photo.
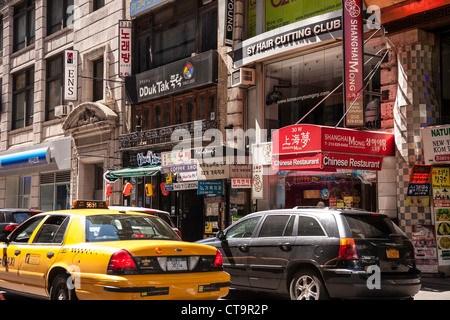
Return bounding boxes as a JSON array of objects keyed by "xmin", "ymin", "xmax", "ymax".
[
  {"xmin": 0, "ymin": 209, "xmax": 41, "ymax": 239},
  {"xmin": 0, "ymin": 201, "xmax": 229, "ymax": 300},
  {"xmin": 108, "ymin": 206, "xmax": 181, "ymax": 238},
  {"xmin": 197, "ymin": 207, "xmax": 421, "ymax": 300}
]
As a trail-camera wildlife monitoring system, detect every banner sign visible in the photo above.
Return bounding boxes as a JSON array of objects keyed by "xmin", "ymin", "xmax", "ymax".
[
  {"xmin": 130, "ymin": 0, "xmax": 170, "ymax": 16},
  {"xmin": 273, "ymin": 124, "xmax": 395, "ymax": 156},
  {"xmin": 198, "ymin": 180, "xmax": 224, "ymax": 195},
  {"xmin": 119, "ymin": 20, "xmax": 132, "ymax": 77},
  {"xmin": 224, "ymin": 0, "xmax": 234, "ymax": 46},
  {"xmin": 64, "ymin": 50, "xmax": 78, "ymax": 101},
  {"xmin": 126, "ymin": 50, "xmax": 217, "ymax": 104},
  {"xmin": 342, "ymin": 0, "xmax": 364, "ymax": 127},
  {"xmin": 422, "ymin": 125, "xmax": 450, "ymax": 165}
]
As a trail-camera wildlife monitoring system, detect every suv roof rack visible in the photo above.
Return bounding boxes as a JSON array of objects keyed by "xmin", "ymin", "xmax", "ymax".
[{"xmin": 292, "ymin": 206, "xmax": 369, "ymax": 212}]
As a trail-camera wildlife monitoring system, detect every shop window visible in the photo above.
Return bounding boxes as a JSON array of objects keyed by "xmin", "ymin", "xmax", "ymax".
[
  {"xmin": 47, "ymin": 0, "xmax": 73, "ymax": 36},
  {"xmin": 134, "ymin": 0, "xmax": 217, "ymax": 73},
  {"xmin": 46, "ymin": 54, "xmax": 64, "ymax": 121},
  {"xmin": 18, "ymin": 176, "xmax": 31, "ymax": 209},
  {"xmin": 13, "ymin": 0, "xmax": 35, "ymax": 52},
  {"xmin": 185, "ymin": 96, "xmax": 196, "ymax": 123},
  {"xmin": 174, "ymin": 99, "xmax": 183, "ymax": 125},
  {"xmin": 39, "ymin": 171, "xmax": 71, "ymax": 211},
  {"xmin": 152, "ymin": 104, "xmax": 161, "ymax": 129},
  {"xmin": 162, "ymin": 101, "xmax": 172, "ymax": 127},
  {"xmin": 13, "ymin": 68, "xmax": 34, "ymax": 129},
  {"xmin": 93, "ymin": 58, "xmax": 104, "ymax": 102}
]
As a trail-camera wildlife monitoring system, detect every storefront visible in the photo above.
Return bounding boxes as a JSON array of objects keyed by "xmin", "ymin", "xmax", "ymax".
[{"xmin": 0, "ymin": 138, "xmax": 72, "ymax": 211}]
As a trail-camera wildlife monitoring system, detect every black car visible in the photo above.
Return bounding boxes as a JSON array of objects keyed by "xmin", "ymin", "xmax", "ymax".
[
  {"xmin": 0, "ymin": 209, "xmax": 41, "ymax": 239},
  {"xmin": 197, "ymin": 207, "xmax": 421, "ymax": 300}
]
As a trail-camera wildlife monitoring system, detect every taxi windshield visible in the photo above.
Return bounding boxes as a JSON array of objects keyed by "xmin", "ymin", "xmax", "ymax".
[{"xmin": 85, "ymin": 214, "xmax": 179, "ymax": 242}]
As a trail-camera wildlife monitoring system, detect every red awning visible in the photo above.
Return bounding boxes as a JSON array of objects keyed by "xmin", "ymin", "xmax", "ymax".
[{"xmin": 272, "ymin": 124, "xmax": 395, "ymax": 171}]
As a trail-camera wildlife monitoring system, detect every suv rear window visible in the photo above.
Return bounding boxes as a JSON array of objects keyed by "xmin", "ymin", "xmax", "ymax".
[
  {"xmin": 343, "ymin": 214, "xmax": 404, "ymax": 239},
  {"xmin": 13, "ymin": 212, "xmax": 32, "ymax": 224}
]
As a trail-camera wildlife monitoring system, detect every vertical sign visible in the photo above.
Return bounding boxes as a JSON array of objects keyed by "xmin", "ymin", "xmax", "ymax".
[
  {"xmin": 342, "ymin": 0, "xmax": 364, "ymax": 127},
  {"xmin": 64, "ymin": 50, "xmax": 78, "ymax": 101},
  {"xmin": 119, "ymin": 20, "xmax": 132, "ymax": 77},
  {"xmin": 224, "ymin": 0, "xmax": 234, "ymax": 46}
]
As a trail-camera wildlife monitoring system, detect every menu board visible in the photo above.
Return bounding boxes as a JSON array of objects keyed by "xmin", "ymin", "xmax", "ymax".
[
  {"xmin": 412, "ymin": 225, "xmax": 438, "ymax": 273},
  {"xmin": 432, "ymin": 167, "xmax": 450, "ymax": 266}
]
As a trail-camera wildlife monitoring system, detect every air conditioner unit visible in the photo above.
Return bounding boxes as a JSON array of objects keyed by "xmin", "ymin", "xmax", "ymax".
[
  {"xmin": 54, "ymin": 104, "xmax": 73, "ymax": 118},
  {"xmin": 231, "ymin": 68, "xmax": 255, "ymax": 88}
]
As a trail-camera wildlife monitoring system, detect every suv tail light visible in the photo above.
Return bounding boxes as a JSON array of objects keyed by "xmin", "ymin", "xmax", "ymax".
[
  {"xmin": 107, "ymin": 249, "xmax": 139, "ymax": 275},
  {"xmin": 338, "ymin": 238, "xmax": 359, "ymax": 260},
  {"xmin": 213, "ymin": 249, "xmax": 223, "ymax": 270}
]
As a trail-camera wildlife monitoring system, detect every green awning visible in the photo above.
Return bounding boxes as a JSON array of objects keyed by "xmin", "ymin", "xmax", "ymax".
[{"xmin": 109, "ymin": 165, "xmax": 161, "ymax": 179}]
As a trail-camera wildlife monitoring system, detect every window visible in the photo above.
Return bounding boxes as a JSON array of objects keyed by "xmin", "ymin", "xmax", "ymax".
[
  {"xmin": 47, "ymin": 0, "xmax": 74, "ymax": 35},
  {"xmin": 12, "ymin": 68, "xmax": 34, "ymax": 129},
  {"xmin": 258, "ymin": 215, "xmax": 291, "ymax": 237},
  {"xmin": 33, "ymin": 215, "xmax": 69, "ymax": 244},
  {"xmin": 39, "ymin": 171, "xmax": 71, "ymax": 211},
  {"xmin": 93, "ymin": 0, "xmax": 105, "ymax": 11},
  {"xmin": 298, "ymin": 216, "xmax": 325, "ymax": 236},
  {"xmin": 18, "ymin": 177, "xmax": 31, "ymax": 209},
  {"xmin": 134, "ymin": 0, "xmax": 217, "ymax": 73},
  {"xmin": 226, "ymin": 216, "xmax": 261, "ymax": 239},
  {"xmin": 86, "ymin": 215, "xmax": 179, "ymax": 242},
  {"xmin": 10, "ymin": 216, "xmax": 45, "ymax": 243},
  {"xmin": 46, "ymin": 55, "xmax": 64, "ymax": 120},
  {"xmin": 93, "ymin": 58, "xmax": 104, "ymax": 101},
  {"xmin": 13, "ymin": 0, "xmax": 35, "ymax": 52}
]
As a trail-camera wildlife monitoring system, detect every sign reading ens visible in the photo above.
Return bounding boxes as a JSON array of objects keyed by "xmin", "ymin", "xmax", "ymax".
[{"xmin": 272, "ymin": 124, "xmax": 394, "ymax": 171}]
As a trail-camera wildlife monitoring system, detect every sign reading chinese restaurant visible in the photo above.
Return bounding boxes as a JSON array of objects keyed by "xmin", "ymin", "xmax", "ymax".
[
  {"xmin": 125, "ymin": 50, "xmax": 218, "ymax": 104},
  {"xmin": 272, "ymin": 124, "xmax": 394, "ymax": 171}
]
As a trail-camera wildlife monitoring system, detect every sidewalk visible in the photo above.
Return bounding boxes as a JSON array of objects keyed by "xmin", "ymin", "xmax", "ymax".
[{"xmin": 420, "ymin": 275, "xmax": 450, "ymax": 289}]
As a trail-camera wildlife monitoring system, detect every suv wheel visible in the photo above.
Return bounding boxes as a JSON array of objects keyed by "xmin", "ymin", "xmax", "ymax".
[{"xmin": 289, "ymin": 270, "xmax": 328, "ymax": 300}]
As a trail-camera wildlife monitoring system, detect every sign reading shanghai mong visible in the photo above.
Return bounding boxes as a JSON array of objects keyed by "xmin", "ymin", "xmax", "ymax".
[{"xmin": 343, "ymin": 0, "xmax": 364, "ymax": 127}]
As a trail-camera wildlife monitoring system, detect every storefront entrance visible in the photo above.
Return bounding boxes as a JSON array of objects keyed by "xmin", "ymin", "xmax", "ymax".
[{"xmin": 180, "ymin": 190, "xmax": 204, "ymax": 242}]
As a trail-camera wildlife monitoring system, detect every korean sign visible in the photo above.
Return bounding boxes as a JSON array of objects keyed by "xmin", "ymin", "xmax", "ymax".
[
  {"xmin": 119, "ymin": 20, "xmax": 132, "ymax": 77},
  {"xmin": 130, "ymin": 0, "xmax": 170, "ymax": 17},
  {"xmin": 432, "ymin": 167, "xmax": 450, "ymax": 266},
  {"xmin": 64, "ymin": 50, "xmax": 78, "ymax": 101},
  {"xmin": 198, "ymin": 180, "xmax": 224, "ymax": 195}
]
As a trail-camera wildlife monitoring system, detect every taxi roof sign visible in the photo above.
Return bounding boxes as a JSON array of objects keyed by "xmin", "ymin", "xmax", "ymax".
[{"xmin": 72, "ymin": 200, "xmax": 109, "ymax": 209}]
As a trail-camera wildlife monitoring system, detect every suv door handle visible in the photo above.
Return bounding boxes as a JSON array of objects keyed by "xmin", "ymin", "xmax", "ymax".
[
  {"xmin": 238, "ymin": 245, "xmax": 249, "ymax": 252},
  {"xmin": 279, "ymin": 243, "xmax": 292, "ymax": 251},
  {"xmin": 14, "ymin": 250, "xmax": 21, "ymax": 256}
]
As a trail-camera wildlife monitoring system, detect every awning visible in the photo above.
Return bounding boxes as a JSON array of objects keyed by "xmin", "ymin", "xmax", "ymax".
[
  {"xmin": 109, "ymin": 165, "xmax": 161, "ymax": 179},
  {"xmin": 0, "ymin": 147, "xmax": 50, "ymax": 170}
]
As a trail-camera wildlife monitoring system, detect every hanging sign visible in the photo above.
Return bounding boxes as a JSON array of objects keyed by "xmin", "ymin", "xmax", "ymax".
[
  {"xmin": 224, "ymin": 0, "xmax": 234, "ymax": 46},
  {"xmin": 64, "ymin": 50, "xmax": 78, "ymax": 101},
  {"xmin": 119, "ymin": 20, "xmax": 132, "ymax": 77},
  {"xmin": 343, "ymin": 0, "xmax": 364, "ymax": 127},
  {"xmin": 422, "ymin": 125, "xmax": 450, "ymax": 165},
  {"xmin": 432, "ymin": 167, "xmax": 450, "ymax": 266}
]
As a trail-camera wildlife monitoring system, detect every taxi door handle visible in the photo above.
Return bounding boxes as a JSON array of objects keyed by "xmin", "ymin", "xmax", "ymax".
[
  {"xmin": 14, "ymin": 250, "xmax": 21, "ymax": 256},
  {"xmin": 47, "ymin": 252, "xmax": 55, "ymax": 259}
]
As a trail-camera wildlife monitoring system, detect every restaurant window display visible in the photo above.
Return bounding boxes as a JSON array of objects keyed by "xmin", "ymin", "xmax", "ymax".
[{"xmin": 281, "ymin": 170, "xmax": 376, "ymax": 211}]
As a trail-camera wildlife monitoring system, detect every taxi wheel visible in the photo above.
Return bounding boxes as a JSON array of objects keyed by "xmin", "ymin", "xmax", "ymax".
[{"xmin": 50, "ymin": 273, "xmax": 77, "ymax": 300}]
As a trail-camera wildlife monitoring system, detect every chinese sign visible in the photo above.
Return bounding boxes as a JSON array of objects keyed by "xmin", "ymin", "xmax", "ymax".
[
  {"xmin": 422, "ymin": 125, "xmax": 450, "ymax": 164},
  {"xmin": 127, "ymin": 51, "xmax": 217, "ymax": 104},
  {"xmin": 198, "ymin": 180, "xmax": 224, "ymax": 195},
  {"xmin": 64, "ymin": 50, "xmax": 78, "ymax": 101},
  {"xmin": 432, "ymin": 167, "xmax": 450, "ymax": 266},
  {"xmin": 119, "ymin": 20, "xmax": 132, "ymax": 77}
]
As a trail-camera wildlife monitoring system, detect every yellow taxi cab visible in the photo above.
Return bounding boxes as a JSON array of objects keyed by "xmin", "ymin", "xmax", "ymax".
[{"xmin": 0, "ymin": 201, "xmax": 230, "ymax": 300}]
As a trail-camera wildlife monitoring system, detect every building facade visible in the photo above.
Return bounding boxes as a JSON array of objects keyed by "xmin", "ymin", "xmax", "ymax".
[{"xmin": 0, "ymin": 0, "xmax": 125, "ymax": 211}]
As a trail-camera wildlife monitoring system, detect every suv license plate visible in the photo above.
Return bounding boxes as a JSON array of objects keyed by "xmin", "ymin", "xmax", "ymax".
[
  {"xmin": 386, "ymin": 249, "xmax": 399, "ymax": 259},
  {"xmin": 167, "ymin": 257, "xmax": 188, "ymax": 271}
]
